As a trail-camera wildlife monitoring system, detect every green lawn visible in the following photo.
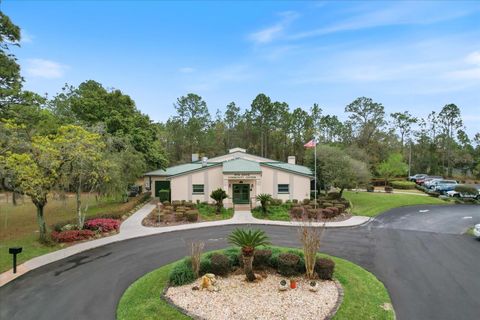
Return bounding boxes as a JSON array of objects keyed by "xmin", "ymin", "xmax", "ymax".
[
  {"xmin": 0, "ymin": 192, "xmax": 148, "ymax": 272},
  {"xmin": 117, "ymin": 247, "xmax": 394, "ymax": 320},
  {"xmin": 196, "ymin": 204, "xmax": 234, "ymax": 221},
  {"xmin": 252, "ymin": 205, "xmax": 290, "ymax": 221},
  {"xmin": 344, "ymin": 191, "xmax": 449, "ymax": 217}
]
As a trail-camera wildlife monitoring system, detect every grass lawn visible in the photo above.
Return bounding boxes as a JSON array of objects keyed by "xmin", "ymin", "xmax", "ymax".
[
  {"xmin": 197, "ymin": 204, "xmax": 234, "ymax": 221},
  {"xmin": 344, "ymin": 190, "xmax": 450, "ymax": 217},
  {"xmin": 252, "ymin": 205, "xmax": 290, "ymax": 221},
  {"xmin": 117, "ymin": 247, "xmax": 394, "ymax": 320},
  {"xmin": 0, "ymin": 192, "xmax": 147, "ymax": 272}
]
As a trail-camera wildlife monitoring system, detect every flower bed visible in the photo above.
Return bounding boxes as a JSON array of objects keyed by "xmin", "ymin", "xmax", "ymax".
[
  {"xmin": 84, "ymin": 218, "xmax": 120, "ymax": 232},
  {"xmin": 51, "ymin": 229, "xmax": 95, "ymax": 242}
]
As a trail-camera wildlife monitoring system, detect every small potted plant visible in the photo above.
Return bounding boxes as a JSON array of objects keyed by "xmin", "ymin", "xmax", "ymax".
[
  {"xmin": 309, "ymin": 280, "xmax": 319, "ymax": 292},
  {"xmin": 290, "ymin": 278, "xmax": 297, "ymax": 289},
  {"xmin": 279, "ymin": 279, "xmax": 288, "ymax": 291}
]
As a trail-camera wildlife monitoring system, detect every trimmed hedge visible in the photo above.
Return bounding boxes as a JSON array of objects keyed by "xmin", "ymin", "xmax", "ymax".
[
  {"xmin": 390, "ymin": 181, "xmax": 416, "ymax": 189},
  {"xmin": 277, "ymin": 252, "xmax": 301, "ymax": 276},
  {"xmin": 315, "ymin": 257, "xmax": 335, "ymax": 280},
  {"xmin": 169, "ymin": 259, "xmax": 195, "ymax": 286},
  {"xmin": 210, "ymin": 253, "xmax": 230, "ymax": 276},
  {"xmin": 253, "ymin": 249, "xmax": 272, "ymax": 269}
]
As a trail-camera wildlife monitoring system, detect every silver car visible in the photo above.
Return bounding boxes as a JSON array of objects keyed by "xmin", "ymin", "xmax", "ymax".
[{"xmin": 474, "ymin": 224, "xmax": 480, "ymax": 239}]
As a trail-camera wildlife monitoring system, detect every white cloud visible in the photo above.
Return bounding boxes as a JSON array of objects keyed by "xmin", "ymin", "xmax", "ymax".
[
  {"xmin": 179, "ymin": 67, "xmax": 195, "ymax": 73},
  {"xmin": 20, "ymin": 30, "xmax": 33, "ymax": 44},
  {"xmin": 248, "ymin": 11, "xmax": 299, "ymax": 44},
  {"xmin": 445, "ymin": 51, "xmax": 480, "ymax": 80},
  {"xmin": 289, "ymin": 3, "xmax": 475, "ymax": 40},
  {"xmin": 25, "ymin": 58, "xmax": 68, "ymax": 79},
  {"xmin": 465, "ymin": 51, "xmax": 480, "ymax": 65}
]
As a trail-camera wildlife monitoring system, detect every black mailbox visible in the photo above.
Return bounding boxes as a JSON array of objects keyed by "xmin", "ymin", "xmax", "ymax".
[
  {"xmin": 9, "ymin": 247, "xmax": 22, "ymax": 274},
  {"xmin": 9, "ymin": 247, "xmax": 22, "ymax": 255}
]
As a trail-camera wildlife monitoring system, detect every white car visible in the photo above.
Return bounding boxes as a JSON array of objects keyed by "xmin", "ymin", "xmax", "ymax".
[{"xmin": 474, "ymin": 224, "xmax": 480, "ymax": 239}]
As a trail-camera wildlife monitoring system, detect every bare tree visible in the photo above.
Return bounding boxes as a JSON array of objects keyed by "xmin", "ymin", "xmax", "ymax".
[{"xmin": 298, "ymin": 220, "xmax": 325, "ymax": 279}]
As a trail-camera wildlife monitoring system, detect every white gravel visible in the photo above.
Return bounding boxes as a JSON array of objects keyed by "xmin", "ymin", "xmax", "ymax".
[{"xmin": 165, "ymin": 274, "xmax": 340, "ymax": 320}]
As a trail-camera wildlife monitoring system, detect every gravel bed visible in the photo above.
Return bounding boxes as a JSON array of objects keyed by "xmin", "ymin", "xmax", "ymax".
[{"xmin": 165, "ymin": 274, "xmax": 340, "ymax": 320}]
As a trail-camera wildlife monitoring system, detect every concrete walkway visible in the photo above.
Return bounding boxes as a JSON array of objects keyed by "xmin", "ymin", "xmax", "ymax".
[{"xmin": 0, "ymin": 204, "xmax": 369, "ymax": 287}]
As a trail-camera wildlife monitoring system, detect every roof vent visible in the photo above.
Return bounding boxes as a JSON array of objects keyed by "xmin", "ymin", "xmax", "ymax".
[
  {"xmin": 229, "ymin": 147, "xmax": 246, "ymax": 154},
  {"xmin": 192, "ymin": 153, "xmax": 199, "ymax": 162},
  {"xmin": 288, "ymin": 156, "xmax": 296, "ymax": 165},
  {"xmin": 202, "ymin": 157, "xmax": 208, "ymax": 167}
]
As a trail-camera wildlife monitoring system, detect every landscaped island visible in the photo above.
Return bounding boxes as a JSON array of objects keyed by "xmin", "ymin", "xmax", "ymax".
[{"xmin": 117, "ymin": 229, "xmax": 394, "ymax": 320}]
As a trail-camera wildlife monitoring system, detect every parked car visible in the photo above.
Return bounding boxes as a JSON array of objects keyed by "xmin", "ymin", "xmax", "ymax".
[
  {"xmin": 127, "ymin": 185, "xmax": 141, "ymax": 197},
  {"xmin": 409, "ymin": 174, "xmax": 427, "ymax": 182},
  {"xmin": 424, "ymin": 177, "xmax": 444, "ymax": 188},
  {"xmin": 416, "ymin": 176, "xmax": 442, "ymax": 186},
  {"xmin": 446, "ymin": 186, "xmax": 480, "ymax": 199},
  {"xmin": 474, "ymin": 224, "xmax": 480, "ymax": 239},
  {"xmin": 432, "ymin": 180, "xmax": 458, "ymax": 192}
]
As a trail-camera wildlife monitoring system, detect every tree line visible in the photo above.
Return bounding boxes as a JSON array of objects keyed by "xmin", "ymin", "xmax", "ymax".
[{"xmin": 1, "ymin": 12, "xmax": 480, "ymax": 239}]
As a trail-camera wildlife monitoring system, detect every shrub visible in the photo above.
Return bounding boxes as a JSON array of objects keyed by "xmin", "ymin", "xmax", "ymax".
[
  {"xmin": 334, "ymin": 204, "xmax": 345, "ymax": 213},
  {"xmin": 303, "ymin": 204, "xmax": 313, "ymax": 210},
  {"xmin": 158, "ymin": 189, "xmax": 170, "ymax": 202},
  {"xmin": 277, "ymin": 252, "xmax": 301, "ymax": 276},
  {"xmin": 366, "ymin": 185, "xmax": 375, "ymax": 192},
  {"xmin": 384, "ymin": 186, "xmax": 393, "ymax": 193},
  {"xmin": 186, "ymin": 210, "xmax": 199, "ymax": 222},
  {"xmin": 174, "ymin": 212, "xmax": 184, "ymax": 221},
  {"xmin": 84, "ymin": 218, "xmax": 120, "ymax": 232},
  {"xmin": 322, "ymin": 209, "xmax": 335, "ymax": 219},
  {"xmin": 169, "ymin": 259, "xmax": 196, "ymax": 286},
  {"xmin": 51, "ymin": 230, "xmax": 95, "ymax": 243},
  {"xmin": 257, "ymin": 193, "xmax": 272, "ymax": 215},
  {"xmin": 307, "ymin": 209, "xmax": 318, "ymax": 219},
  {"xmin": 327, "ymin": 192, "xmax": 341, "ymax": 199},
  {"xmin": 327, "ymin": 207, "xmax": 339, "ymax": 215},
  {"xmin": 390, "ymin": 181, "xmax": 416, "ymax": 189},
  {"xmin": 290, "ymin": 207, "xmax": 303, "ymax": 219},
  {"xmin": 322, "ymin": 202, "xmax": 333, "ymax": 208},
  {"xmin": 315, "ymin": 258, "xmax": 335, "ymax": 280},
  {"xmin": 302, "ymin": 198, "xmax": 310, "ymax": 205},
  {"xmin": 267, "ymin": 247, "xmax": 283, "ymax": 268},
  {"xmin": 271, "ymin": 198, "xmax": 283, "ymax": 206},
  {"xmin": 199, "ymin": 257, "xmax": 212, "ymax": 275},
  {"xmin": 454, "ymin": 185, "xmax": 478, "ymax": 195},
  {"xmin": 223, "ymin": 247, "xmax": 241, "ymax": 266},
  {"xmin": 210, "ymin": 253, "xmax": 231, "ymax": 276},
  {"xmin": 171, "ymin": 200, "xmax": 182, "ymax": 209},
  {"xmin": 427, "ymin": 191, "xmax": 440, "ymax": 198},
  {"xmin": 253, "ymin": 249, "xmax": 272, "ymax": 269},
  {"xmin": 163, "ymin": 201, "xmax": 170, "ymax": 206},
  {"xmin": 292, "ymin": 199, "xmax": 298, "ymax": 204}
]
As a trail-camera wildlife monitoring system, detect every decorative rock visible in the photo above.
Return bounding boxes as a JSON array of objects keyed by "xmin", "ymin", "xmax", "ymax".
[
  {"xmin": 309, "ymin": 280, "xmax": 319, "ymax": 292},
  {"xmin": 278, "ymin": 279, "xmax": 288, "ymax": 291}
]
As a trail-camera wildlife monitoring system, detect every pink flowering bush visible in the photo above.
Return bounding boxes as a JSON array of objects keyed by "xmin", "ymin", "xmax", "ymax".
[
  {"xmin": 51, "ymin": 230, "xmax": 95, "ymax": 243},
  {"xmin": 84, "ymin": 218, "xmax": 120, "ymax": 232}
]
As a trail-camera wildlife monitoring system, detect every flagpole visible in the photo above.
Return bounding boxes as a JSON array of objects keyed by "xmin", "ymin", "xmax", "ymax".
[{"xmin": 314, "ymin": 137, "xmax": 317, "ymax": 209}]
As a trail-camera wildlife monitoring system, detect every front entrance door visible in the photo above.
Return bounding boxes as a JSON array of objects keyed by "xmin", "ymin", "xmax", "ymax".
[{"xmin": 232, "ymin": 184, "xmax": 250, "ymax": 204}]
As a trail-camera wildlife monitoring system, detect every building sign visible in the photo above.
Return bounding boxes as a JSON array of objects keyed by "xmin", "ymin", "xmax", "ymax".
[{"xmin": 226, "ymin": 174, "xmax": 259, "ymax": 180}]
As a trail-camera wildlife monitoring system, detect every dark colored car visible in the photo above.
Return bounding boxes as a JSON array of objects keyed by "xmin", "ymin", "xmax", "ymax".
[{"xmin": 127, "ymin": 185, "xmax": 141, "ymax": 197}]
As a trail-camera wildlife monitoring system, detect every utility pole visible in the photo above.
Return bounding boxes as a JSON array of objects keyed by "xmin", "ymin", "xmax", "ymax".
[{"xmin": 408, "ymin": 141, "xmax": 412, "ymax": 177}]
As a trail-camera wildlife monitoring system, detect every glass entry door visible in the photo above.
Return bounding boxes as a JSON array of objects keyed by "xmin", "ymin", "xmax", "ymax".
[{"xmin": 232, "ymin": 184, "xmax": 250, "ymax": 204}]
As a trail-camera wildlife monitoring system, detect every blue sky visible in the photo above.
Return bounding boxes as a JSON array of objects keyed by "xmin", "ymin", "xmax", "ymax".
[{"xmin": 3, "ymin": 0, "xmax": 480, "ymax": 136}]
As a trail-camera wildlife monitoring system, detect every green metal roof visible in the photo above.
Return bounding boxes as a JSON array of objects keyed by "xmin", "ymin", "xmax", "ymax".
[
  {"xmin": 261, "ymin": 162, "xmax": 313, "ymax": 176},
  {"xmin": 223, "ymin": 158, "xmax": 262, "ymax": 173},
  {"xmin": 145, "ymin": 162, "xmax": 219, "ymax": 176}
]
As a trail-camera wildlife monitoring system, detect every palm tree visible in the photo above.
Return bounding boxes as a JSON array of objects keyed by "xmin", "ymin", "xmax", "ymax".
[
  {"xmin": 256, "ymin": 193, "xmax": 272, "ymax": 215},
  {"xmin": 210, "ymin": 188, "xmax": 228, "ymax": 214},
  {"xmin": 227, "ymin": 228, "xmax": 270, "ymax": 281}
]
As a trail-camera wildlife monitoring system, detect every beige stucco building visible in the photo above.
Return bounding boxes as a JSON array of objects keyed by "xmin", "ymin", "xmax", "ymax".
[{"xmin": 144, "ymin": 148, "xmax": 313, "ymax": 207}]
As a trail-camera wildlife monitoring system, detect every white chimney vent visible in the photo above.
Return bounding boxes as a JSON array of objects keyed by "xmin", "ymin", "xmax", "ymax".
[
  {"xmin": 192, "ymin": 153, "xmax": 199, "ymax": 162},
  {"xmin": 288, "ymin": 156, "xmax": 296, "ymax": 165},
  {"xmin": 202, "ymin": 157, "xmax": 208, "ymax": 167}
]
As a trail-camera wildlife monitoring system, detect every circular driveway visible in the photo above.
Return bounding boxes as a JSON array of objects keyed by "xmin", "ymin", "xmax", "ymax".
[{"xmin": 1, "ymin": 205, "xmax": 479, "ymax": 320}]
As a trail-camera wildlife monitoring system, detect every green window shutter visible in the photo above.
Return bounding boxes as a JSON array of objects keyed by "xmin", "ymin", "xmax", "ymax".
[
  {"xmin": 278, "ymin": 184, "xmax": 289, "ymax": 194},
  {"xmin": 192, "ymin": 184, "xmax": 204, "ymax": 194}
]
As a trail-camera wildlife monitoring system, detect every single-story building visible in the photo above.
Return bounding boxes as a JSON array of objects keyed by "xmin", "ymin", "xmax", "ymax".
[{"xmin": 144, "ymin": 147, "xmax": 313, "ymax": 207}]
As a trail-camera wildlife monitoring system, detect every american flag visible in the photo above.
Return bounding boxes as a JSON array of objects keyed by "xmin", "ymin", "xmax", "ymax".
[{"xmin": 304, "ymin": 139, "xmax": 316, "ymax": 148}]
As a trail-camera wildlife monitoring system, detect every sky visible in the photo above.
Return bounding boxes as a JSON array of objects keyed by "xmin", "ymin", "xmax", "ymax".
[{"xmin": 3, "ymin": 0, "xmax": 480, "ymax": 136}]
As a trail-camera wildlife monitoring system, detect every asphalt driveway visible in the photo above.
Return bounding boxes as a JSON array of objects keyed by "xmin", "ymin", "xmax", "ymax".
[{"xmin": 1, "ymin": 205, "xmax": 479, "ymax": 320}]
